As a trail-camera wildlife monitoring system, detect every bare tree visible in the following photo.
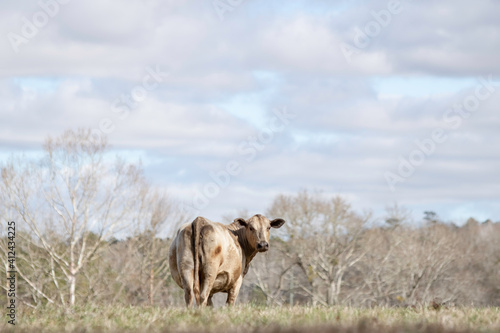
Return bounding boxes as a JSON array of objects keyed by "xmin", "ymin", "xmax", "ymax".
[
  {"xmin": 101, "ymin": 189, "xmax": 184, "ymax": 306},
  {"xmin": 137, "ymin": 190, "xmax": 183, "ymax": 305},
  {"xmin": 385, "ymin": 202, "xmax": 412, "ymax": 228},
  {"xmin": 356, "ymin": 223, "xmax": 462, "ymax": 307},
  {"xmin": 246, "ymin": 239, "xmax": 296, "ymax": 306},
  {"xmin": 0, "ymin": 129, "xmax": 149, "ymax": 307},
  {"xmin": 267, "ymin": 191, "xmax": 369, "ymax": 305}
]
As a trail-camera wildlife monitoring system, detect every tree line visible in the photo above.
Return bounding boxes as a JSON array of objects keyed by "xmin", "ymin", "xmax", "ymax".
[{"xmin": 1, "ymin": 129, "xmax": 499, "ymax": 307}]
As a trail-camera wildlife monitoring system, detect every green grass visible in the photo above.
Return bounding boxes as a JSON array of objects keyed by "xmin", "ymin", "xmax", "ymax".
[{"xmin": 2, "ymin": 304, "xmax": 500, "ymax": 332}]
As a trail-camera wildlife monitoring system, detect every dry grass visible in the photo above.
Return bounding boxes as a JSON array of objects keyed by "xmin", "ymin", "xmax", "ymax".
[{"xmin": 2, "ymin": 304, "xmax": 499, "ymax": 333}]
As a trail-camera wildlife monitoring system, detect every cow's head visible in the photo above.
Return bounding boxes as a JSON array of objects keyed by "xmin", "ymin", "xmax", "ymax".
[{"xmin": 234, "ymin": 214, "xmax": 285, "ymax": 252}]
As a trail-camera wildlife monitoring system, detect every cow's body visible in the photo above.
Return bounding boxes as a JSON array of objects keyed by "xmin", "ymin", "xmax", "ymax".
[{"xmin": 169, "ymin": 214, "xmax": 285, "ymax": 307}]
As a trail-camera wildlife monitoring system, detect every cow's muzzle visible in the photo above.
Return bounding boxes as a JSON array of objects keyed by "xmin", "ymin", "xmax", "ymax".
[{"xmin": 257, "ymin": 242, "xmax": 269, "ymax": 252}]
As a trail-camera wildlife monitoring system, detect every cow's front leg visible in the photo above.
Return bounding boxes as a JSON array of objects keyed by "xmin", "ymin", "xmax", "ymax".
[{"xmin": 226, "ymin": 277, "xmax": 243, "ymax": 305}]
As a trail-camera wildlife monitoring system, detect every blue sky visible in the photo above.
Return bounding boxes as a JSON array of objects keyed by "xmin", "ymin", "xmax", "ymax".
[{"xmin": 1, "ymin": 0, "xmax": 499, "ymax": 225}]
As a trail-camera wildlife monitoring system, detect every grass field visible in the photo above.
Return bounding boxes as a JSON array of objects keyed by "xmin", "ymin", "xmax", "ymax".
[{"xmin": 2, "ymin": 305, "xmax": 500, "ymax": 333}]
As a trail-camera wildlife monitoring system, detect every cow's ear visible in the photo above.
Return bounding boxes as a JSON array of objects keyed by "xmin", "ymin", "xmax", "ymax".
[
  {"xmin": 270, "ymin": 218, "xmax": 285, "ymax": 229},
  {"xmin": 234, "ymin": 218, "xmax": 247, "ymax": 227}
]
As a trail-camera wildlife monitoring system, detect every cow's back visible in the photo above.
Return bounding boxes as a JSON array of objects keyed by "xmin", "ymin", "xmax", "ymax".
[
  {"xmin": 198, "ymin": 222, "xmax": 243, "ymax": 293},
  {"xmin": 169, "ymin": 218, "xmax": 244, "ymax": 305}
]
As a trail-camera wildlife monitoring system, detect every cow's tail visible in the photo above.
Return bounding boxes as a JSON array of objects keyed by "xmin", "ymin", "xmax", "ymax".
[{"xmin": 192, "ymin": 218, "xmax": 202, "ymax": 305}]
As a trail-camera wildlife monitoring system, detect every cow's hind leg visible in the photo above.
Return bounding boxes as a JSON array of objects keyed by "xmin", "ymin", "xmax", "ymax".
[
  {"xmin": 199, "ymin": 262, "xmax": 218, "ymax": 306},
  {"xmin": 199, "ymin": 224, "xmax": 220, "ymax": 307},
  {"xmin": 181, "ymin": 272, "xmax": 195, "ymax": 307},
  {"xmin": 226, "ymin": 277, "xmax": 243, "ymax": 306},
  {"xmin": 178, "ymin": 227, "xmax": 197, "ymax": 307},
  {"xmin": 200, "ymin": 249, "xmax": 219, "ymax": 306}
]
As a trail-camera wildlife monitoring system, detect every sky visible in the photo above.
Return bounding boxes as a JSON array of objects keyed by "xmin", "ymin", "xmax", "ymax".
[{"xmin": 1, "ymin": 0, "xmax": 499, "ymax": 225}]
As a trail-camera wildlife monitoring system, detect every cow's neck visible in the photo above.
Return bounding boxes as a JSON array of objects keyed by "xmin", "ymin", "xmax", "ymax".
[{"xmin": 228, "ymin": 224, "xmax": 258, "ymax": 275}]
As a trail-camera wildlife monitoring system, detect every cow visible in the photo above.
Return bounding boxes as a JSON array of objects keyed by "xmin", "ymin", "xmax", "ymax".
[{"xmin": 168, "ymin": 214, "xmax": 285, "ymax": 307}]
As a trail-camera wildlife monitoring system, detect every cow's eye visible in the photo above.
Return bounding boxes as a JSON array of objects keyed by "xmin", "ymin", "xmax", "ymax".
[
  {"xmin": 267, "ymin": 227, "xmax": 271, "ymax": 231},
  {"xmin": 249, "ymin": 226, "xmax": 255, "ymax": 231}
]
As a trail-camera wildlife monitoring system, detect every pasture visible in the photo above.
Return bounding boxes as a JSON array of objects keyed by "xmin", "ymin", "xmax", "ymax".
[{"xmin": 3, "ymin": 305, "xmax": 500, "ymax": 333}]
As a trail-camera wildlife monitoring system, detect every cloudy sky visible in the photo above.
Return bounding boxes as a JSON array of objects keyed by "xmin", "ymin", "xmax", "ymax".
[{"xmin": 1, "ymin": 0, "xmax": 499, "ymax": 224}]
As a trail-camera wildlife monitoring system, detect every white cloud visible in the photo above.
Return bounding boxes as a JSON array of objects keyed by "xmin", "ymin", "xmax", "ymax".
[{"xmin": 0, "ymin": 0, "xmax": 499, "ymax": 222}]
